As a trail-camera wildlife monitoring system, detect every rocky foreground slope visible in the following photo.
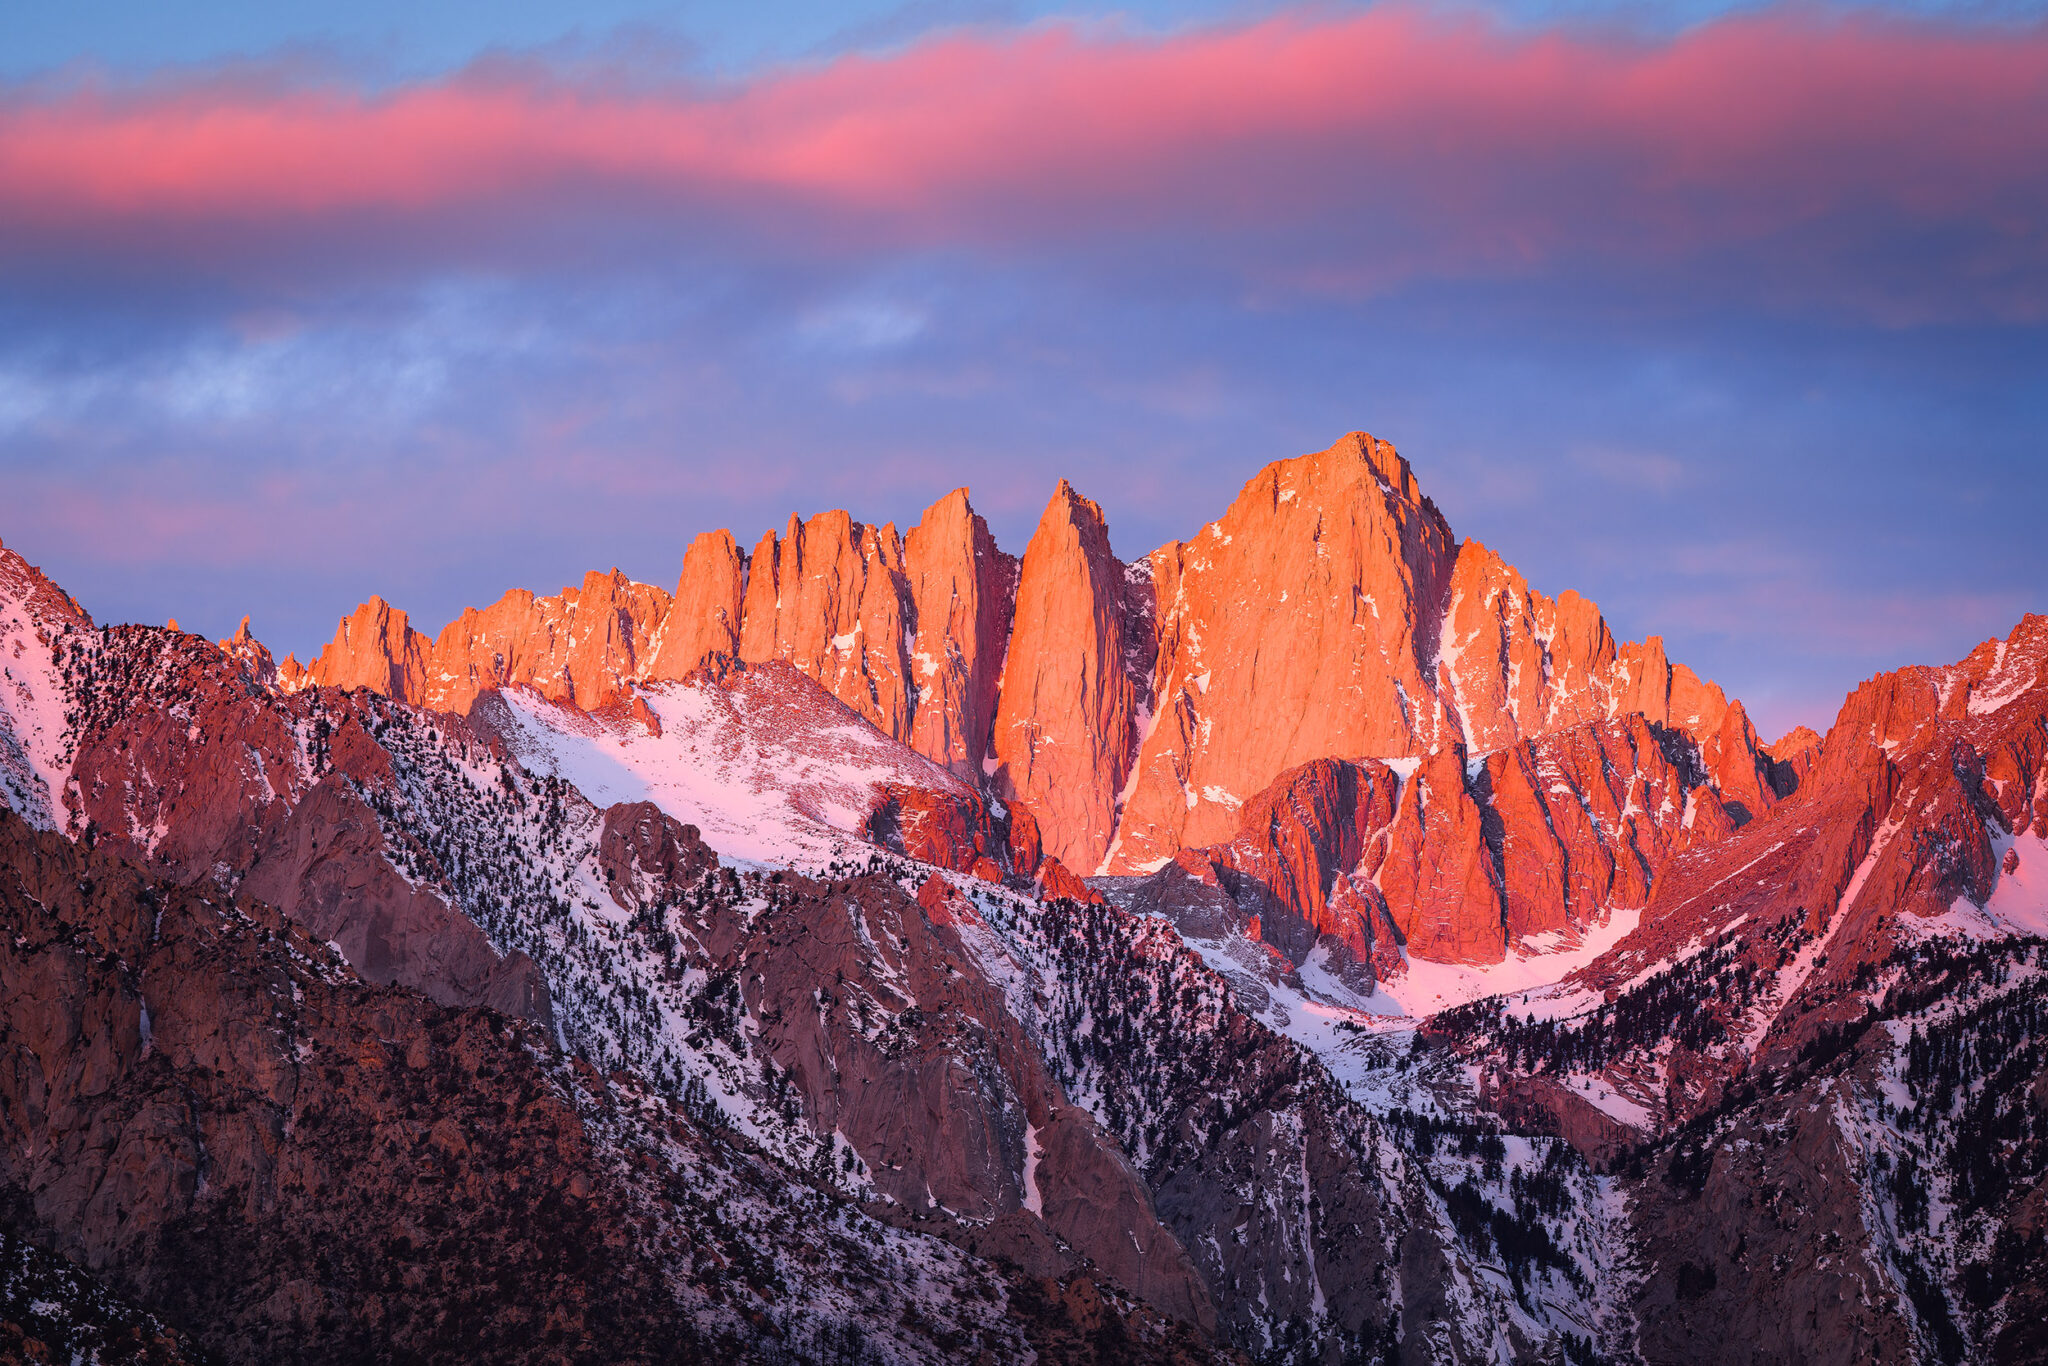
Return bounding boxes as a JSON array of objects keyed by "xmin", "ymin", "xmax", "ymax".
[{"xmin": 1, "ymin": 432, "xmax": 2045, "ymax": 1364}]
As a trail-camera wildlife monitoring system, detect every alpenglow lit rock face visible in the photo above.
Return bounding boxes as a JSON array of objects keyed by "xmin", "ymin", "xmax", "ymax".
[
  {"xmin": 1109, "ymin": 433, "xmax": 1461, "ymax": 872},
  {"xmin": 282, "ymin": 431, "xmax": 1771, "ymax": 936},
  {"xmin": 989, "ymin": 479, "xmax": 1150, "ymax": 874}
]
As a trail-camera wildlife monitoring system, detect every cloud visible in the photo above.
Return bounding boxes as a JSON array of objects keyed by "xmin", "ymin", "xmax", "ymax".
[
  {"xmin": 797, "ymin": 297, "xmax": 930, "ymax": 351},
  {"xmin": 1, "ymin": 7, "xmax": 2043, "ymax": 320},
  {"xmin": 1571, "ymin": 447, "xmax": 1687, "ymax": 496}
]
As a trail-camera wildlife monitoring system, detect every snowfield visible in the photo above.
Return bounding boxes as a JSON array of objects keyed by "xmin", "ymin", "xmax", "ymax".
[
  {"xmin": 483, "ymin": 665, "xmax": 973, "ymax": 869},
  {"xmin": 0, "ymin": 562, "xmax": 78, "ymax": 831}
]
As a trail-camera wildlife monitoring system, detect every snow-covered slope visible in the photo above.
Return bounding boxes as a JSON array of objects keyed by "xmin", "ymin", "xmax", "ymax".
[
  {"xmin": 0, "ymin": 542, "xmax": 86, "ymax": 830},
  {"xmin": 480, "ymin": 662, "xmax": 974, "ymax": 868},
  {"xmin": 1927, "ymin": 828, "xmax": 2048, "ymax": 939}
]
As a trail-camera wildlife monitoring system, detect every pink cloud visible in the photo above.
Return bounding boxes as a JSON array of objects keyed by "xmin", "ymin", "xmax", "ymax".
[{"xmin": 1, "ymin": 7, "xmax": 2044, "ymax": 315}]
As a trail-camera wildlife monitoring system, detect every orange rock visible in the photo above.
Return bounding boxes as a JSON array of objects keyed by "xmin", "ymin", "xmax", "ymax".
[
  {"xmin": 1435, "ymin": 540, "xmax": 1615, "ymax": 752},
  {"xmin": 422, "ymin": 569, "xmax": 670, "ymax": 713},
  {"xmin": 1005, "ymin": 800, "xmax": 1043, "ymax": 878},
  {"xmin": 1765, "ymin": 725, "xmax": 1824, "ymax": 797},
  {"xmin": 553, "ymin": 570, "xmax": 671, "ymax": 710},
  {"xmin": 305, "ymin": 573, "xmax": 671, "ymax": 713},
  {"xmin": 216, "ymin": 615, "xmax": 278, "ymax": 686},
  {"xmin": 1378, "ymin": 746, "xmax": 1507, "ymax": 963},
  {"xmin": 915, "ymin": 873, "xmax": 952, "ymax": 915},
  {"xmin": 990, "ymin": 481, "xmax": 1148, "ymax": 874},
  {"xmin": 1696, "ymin": 699, "xmax": 1772, "ymax": 823},
  {"xmin": 306, "ymin": 596, "xmax": 431, "ymax": 699},
  {"xmin": 865, "ymin": 782, "xmax": 996, "ymax": 873},
  {"xmin": 1481, "ymin": 713, "xmax": 1722, "ymax": 934},
  {"xmin": 1209, "ymin": 757, "xmax": 1400, "ymax": 966},
  {"xmin": 1478, "ymin": 745, "xmax": 1572, "ymax": 942},
  {"xmin": 739, "ymin": 511, "xmax": 914, "ymax": 740},
  {"xmin": 1104, "ymin": 436, "xmax": 1744, "ymax": 876},
  {"xmin": 1036, "ymin": 857, "xmax": 1103, "ymax": 905},
  {"xmin": 646, "ymin": 530, "xmax": 746, "ymax": 680},
  {"xmin": 904, "ymin": 489, "xmax": 1017, "ymax": 779},
  {"xmin": 1427, "ymin": 539, "xmax": 1741, "ymax": 761},
  {"xmin": 1613, "ymin": 637, "xmax": 1733, "ymax": 741},
  {"xmin": 1108, "ymin": 434, "xmax": 1460, "ymax": 873}
]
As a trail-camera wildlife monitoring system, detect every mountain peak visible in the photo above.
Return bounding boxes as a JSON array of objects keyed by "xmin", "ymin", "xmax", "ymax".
[
  {"xmin": 1042, "ymin": 476, "xmax": 1109, "ymax": 534},
  {"xmin": 276, "ymin": 432, "xmax": 1758, "ymax": 882}
]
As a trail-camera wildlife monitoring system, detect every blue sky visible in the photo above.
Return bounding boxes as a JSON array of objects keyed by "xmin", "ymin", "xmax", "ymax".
[
  {"xmin": 8, "ymin": 0, "xmax": 2040, "ymax": 81},
  {"xmin": 1, "ymin": 0, "xmax": 2044, "ymax": 738}
]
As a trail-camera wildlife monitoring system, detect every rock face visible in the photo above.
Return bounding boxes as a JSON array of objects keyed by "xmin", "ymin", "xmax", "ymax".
[
  {"xmin": 738, "ymin": 510, "xmax": 916, "ymax": 738},
  {"xmin": 299, "ymin": 490, "xmax": 1022, "ymax": 780},
  {"xmin": 298, "ymin": 596, "xmax": 430, "ymax": 699},
  {"xmin": 1433, "ymin": 542, "xmax": 1614, "ymax": 752},
  {"xmin": 1628, "ymin": 1079, "xmax": 1921, "ymax": 1366},
  {"xmin": 565, "ymin": 798, "xmax": 1218, "ymax": 1332},
  {"xmin": 991, "ymin": 482, "xmax": 1151, "ymax": 873},
  {"xmin": 425, "ymin": 569, "xmax": 671, "ymax": 713},
  {"xmin": 58, "ymin": 626, "xmax": 554, "ymax": 1027},
  {"xmin": 281, "ymin": 433, "xmax": 1760, "ymax": 916},
  {"xmin": 744, "ymin": 869, "xmax": 1215, "ymax": 1330},
  {"xmin": 864, "ymin": 781, "xmax": 1040, "ymax": 882},
  {"xmin": 216, "ymin": 616, "xmax": 277, "ymax": 687},
  {"xmin": 1122, "ymin": 707, "xmax": 1762, "ymax": 970},
  {"xmin": 902, "ymin": 489, "xmax": 1016, "ymax": 780},
  {"xmin": 1036, "ymin": 855, "xmax": 1103, "ymax": 905},
  {"xmin": 594, "ymin": 800, "xmax": 718, "ymax": 905},
  {"xmin": 1190, "ymin": 757, "xmax": 1404, "ymax": 976},
  {"xmin": 1764, "ymin": 723, "xmax": 1823, "ymax": 796},
  {"xmin": 1379, "ymin": 746, "xmax": 1508, "ymax": 963},
  {"xmin": 293, "ymin": 574, "xmax": 671, "ymax": 714},
  {"xmin": 237, "ymin": 777, "xmax": 555, "ymax": 1027},
  {"xmin": 1108, "ymin": 435, "xmax": 1459, "ymax": 874},
  {"xmin": 0, "ymin": 808, "xmax": 1190, "ymax": 1366},
  {"xmin": 644, "ymin": 530, "xmax": 745, "ymax": 680},
  {"xmin": 1106, "ymin": 441, "xmax": 1762, "ymax": 874}
]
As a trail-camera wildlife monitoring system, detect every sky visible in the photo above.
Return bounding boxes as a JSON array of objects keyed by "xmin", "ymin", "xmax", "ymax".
[{"xmin": 1, "ymin": 0, "xmax": 2044, "ymax": 740}]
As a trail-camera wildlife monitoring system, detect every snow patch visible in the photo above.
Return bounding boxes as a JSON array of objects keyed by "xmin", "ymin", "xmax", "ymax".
[
  {"xmin": 0, "ymin": 583, "xmax": 77, "ymax": 831},
  {"xmin": 1374, "ymin": 907, "xmax": 1646, "ymax": 1021},
  {"xmin": 1021, "ymin": 1122, "xmax": 1044, "ymax": 1216},
  {"xmin": 1921, "ymin": 828, "xmax": 2048, "ymax": 939},
  {"xmin": 491, "ymin": 672, "xmax": 969, "ymax": 869}
]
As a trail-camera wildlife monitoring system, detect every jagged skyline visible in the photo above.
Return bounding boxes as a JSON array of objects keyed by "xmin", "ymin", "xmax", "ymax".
[{"xmin": 2, "ymin": 1, "xmax": 2045, "ymax": 739}]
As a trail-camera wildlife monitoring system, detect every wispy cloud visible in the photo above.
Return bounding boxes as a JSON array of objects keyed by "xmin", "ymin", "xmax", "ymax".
[
  {"xmin": 1571, "ymin": 447, "xmax": 1688, "ymax": 497},
  {"xmin": 2, "ymin": 8, "xmax": 2044, "ymax": 320}
]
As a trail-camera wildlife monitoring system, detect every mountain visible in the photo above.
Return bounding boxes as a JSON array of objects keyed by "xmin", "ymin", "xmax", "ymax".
[
  {"xmin": 0, "ymin": 431, "xmax": 2042, "ymax": 1366},
  {"xmin": 286, "ymin": 434, "xmax": 1779, "ymax": 944}
]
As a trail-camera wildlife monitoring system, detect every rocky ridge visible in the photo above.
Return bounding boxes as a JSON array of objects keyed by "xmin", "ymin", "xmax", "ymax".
[
  {"xmin": 283, "ymin": 435, "xmax": 1772, "ymax": 891},
  {"xmin": 1421, "ymin": 612, "xmax": 2048, "ymax": 1364}
]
